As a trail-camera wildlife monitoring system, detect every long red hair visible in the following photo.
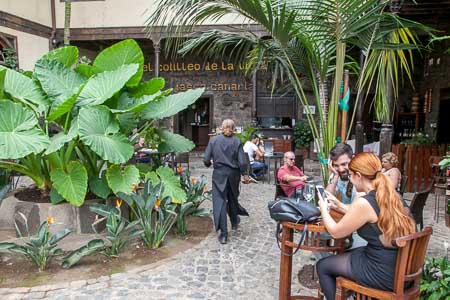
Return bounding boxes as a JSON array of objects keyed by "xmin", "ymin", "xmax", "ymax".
[{"xmin": 349, "ymin": 152, "xmax": 415, "ymax": 242}]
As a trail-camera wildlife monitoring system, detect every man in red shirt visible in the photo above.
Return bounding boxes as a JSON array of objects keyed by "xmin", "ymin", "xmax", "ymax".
[{"xmin": 277, "ymin": 151, "xmax": 308, "ymax": 197}]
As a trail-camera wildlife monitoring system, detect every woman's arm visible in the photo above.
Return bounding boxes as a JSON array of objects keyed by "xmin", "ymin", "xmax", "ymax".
[{"xmin": 318, "ymin": 196, "xmax": 377, "ymax": 239}]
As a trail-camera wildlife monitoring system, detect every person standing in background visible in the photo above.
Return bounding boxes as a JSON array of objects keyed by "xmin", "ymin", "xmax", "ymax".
[{"xmin": 204, "ymin": 119, "xmax": 249, "ymax": 244}]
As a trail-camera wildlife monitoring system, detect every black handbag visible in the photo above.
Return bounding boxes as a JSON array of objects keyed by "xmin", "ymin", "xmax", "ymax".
[
  {"xmin": 268, "ymin": 197, "xmax": 321, "ymax": 256},
  {"xmin": 268, "ymin": 197, "xmax": 321, "ymax": 224}
]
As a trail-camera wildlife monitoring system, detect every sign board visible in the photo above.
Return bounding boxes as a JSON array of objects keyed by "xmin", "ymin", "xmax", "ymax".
[{"xmin": 303, "ymin": 105, "xmax": 316, "ymax": 114}]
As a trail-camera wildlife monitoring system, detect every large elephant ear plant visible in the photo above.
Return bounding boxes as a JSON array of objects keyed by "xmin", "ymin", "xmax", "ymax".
[{"xmin": 0, "ymin": 39, "xmax": 202, "ymax": 206}]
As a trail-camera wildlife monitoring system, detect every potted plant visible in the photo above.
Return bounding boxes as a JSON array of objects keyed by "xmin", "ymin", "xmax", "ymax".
[
  {"xmin": 294, "ymin": 121, "xmax": 313, "ymax": 159},
  {"xmin": 0, "ymin": 39, "xmax": 201, "ymax": 234}
]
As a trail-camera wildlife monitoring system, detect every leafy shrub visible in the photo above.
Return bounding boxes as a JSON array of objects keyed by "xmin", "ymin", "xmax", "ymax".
[
  {"xmin": 420, "ymin": 256, "xmax": 450, "ymax": 299},
  {"xmin": 294, "ymin": 121, "xmax": 313, "ymax": 148}
]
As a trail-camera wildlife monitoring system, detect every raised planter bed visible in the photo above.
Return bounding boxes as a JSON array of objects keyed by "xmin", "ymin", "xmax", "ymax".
[{"xmin": 0, "ymin": 190, "xmax": 118, "ymax": 235}]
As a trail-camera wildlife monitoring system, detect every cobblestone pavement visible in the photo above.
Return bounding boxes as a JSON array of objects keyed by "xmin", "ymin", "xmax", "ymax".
[{"xmin": 1, "ymin": 158, "xmax": 449, "ymax": 300}]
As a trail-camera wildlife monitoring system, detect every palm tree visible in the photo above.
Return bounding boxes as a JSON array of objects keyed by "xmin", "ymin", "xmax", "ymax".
[
  {"xmin": 147, "ymin": 0, "xmax": 430, "ymax": 180},
  {"xmin": 64, "ymin": 0, "xmax": 71, "ymax": 46}
]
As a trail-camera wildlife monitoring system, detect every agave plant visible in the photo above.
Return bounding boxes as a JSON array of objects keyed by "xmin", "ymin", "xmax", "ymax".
[
  {"xmin": 147, "ymin": 0, "xmax": 432, "ymax": 181},
  {"xmin": 0, "ymin": 39, "xmax": 202, "ymax": 206}
]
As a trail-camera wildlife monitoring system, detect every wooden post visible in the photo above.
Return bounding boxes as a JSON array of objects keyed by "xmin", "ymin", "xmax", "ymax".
[
  {"xmin": 355, "ymin": 52, "xmax": 366, "ymax": 153},
  {"xmin": 279, "ymin": 223, "xmax": 293, "ymax": 300}
]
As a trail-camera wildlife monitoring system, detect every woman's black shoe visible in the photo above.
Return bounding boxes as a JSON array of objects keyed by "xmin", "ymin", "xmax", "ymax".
[{"xmin": 218, "ymin": 232, "xmax": 228, "ymax": 244}]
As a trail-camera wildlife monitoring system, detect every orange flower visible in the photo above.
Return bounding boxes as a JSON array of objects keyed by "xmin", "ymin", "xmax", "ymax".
[
  {"xmin": 191, "ymin": 178, "xmax": 196, "ymax": 184},
  {"xmin": 132, "ymin": 183, "xmax": 139, "ymax": 191},
  {"xmin": 177, "ymin": 165, "xmax": 183, "ymax": 174},
  {"xmin": 155, "ymin": 198, "xmax": 161, "ymax": 207},
  {"xmin": 115, "ymin": 199, "xmax": 123, "ymax": 207},
  {"xmin": 47, "ymin": 216, "xmax": 55, "ymax": 224},
  {"xmin": 203, "ymin": 185, "xmax": 208, "ymax": 193}
]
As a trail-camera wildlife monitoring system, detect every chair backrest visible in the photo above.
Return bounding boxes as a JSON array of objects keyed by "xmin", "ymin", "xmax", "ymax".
[
  {"xmin": 243, "ymin": 152, "xmax": 252, "ymax": 176},
  {"xmin": 274, "ymin": 168, "xmax": 287, "ymax": 199},
  {"xmin": 392, "ymin": 226, "xmax": 433, "ymax": 295},
  {"xmin": 409, "ymin": 188, "xmax": 431, "ymax": 230},
  {"xmin": 398, "ymin": 175, "xmax": 408, "ymax": 195},
  {"xmin": 174, "ymin": 152, "xmax": 189, "ymax": 164}
]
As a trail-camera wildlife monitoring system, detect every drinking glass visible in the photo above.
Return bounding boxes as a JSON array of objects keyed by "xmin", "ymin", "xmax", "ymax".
[{"xmin": 303, "ymin": 183, "xmax": 315, "ymax": 203}]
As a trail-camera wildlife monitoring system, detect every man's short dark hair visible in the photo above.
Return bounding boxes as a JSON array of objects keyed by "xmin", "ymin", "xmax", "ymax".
[
  {"xmin": 250, "ymin": 133, "xmax": 259, "ymax": 141},
  {"xmin": 329, "ymin": 143, "xmax": 353, "ymax": 161}
]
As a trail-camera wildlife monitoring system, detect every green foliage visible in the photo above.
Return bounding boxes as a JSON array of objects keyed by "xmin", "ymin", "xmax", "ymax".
[
  {"xmin": 293, "ymin": 121, "xmax": 313, "ymax": 148},
  {"xmin": 420, "ymin": 256, "xmax": 450, "ymax": 299},
  {"xmin": 0, "ymin": 169, "xmax": 11, "ymax": 202},
  {"xmin": 61, "ymin": 239, "xmax": 105, "ymax": 269},
  {"xmin": 235, "ymin": 126, "xmax": 258, "ymax": 144},
  {"xmin": 0, "ymin": 39, "xmax": 203, "ymax": 206},
  {"xmin": 117, "ymin": 180, "xmax": 177, "ymax": 249},
  {"xmin": 0, "ymin": 214, "xmax": 71, "ymax": 271},
  {"xmin": 89, "ymin": 203, "xmax": 140, "ymax": 258},
  {"xmin": 400, "ymin": 132, "xmax": 432, "ymax": 145},
  {"xmin": 1, "ymin": 48, "xmax": 18, "ymax": 70},
  {"xmin": 172, "ymin": 170, "xmax": 211, "ymax": 235},
  {"xmin": 146, "ymin": 166, "xmax": 187, "ymax": 204}
]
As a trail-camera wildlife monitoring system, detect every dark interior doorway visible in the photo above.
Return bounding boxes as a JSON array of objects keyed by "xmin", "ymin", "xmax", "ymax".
[
  {"xmin": 177, "ymin": 96, "xmax": 212, "ymax": 150},
  {"xmin": 437, "ymin": 89, "xmax": 450, "ymax": 143}
]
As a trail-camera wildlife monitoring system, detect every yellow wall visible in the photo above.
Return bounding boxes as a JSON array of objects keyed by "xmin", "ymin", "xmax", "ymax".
[
  {"xmin": 0, "ymin": 0, "xmax": 52, "ymax": 26},
  {"xmin": 0, "ymin": 26, "xmax": 49, "ymax": 71}
]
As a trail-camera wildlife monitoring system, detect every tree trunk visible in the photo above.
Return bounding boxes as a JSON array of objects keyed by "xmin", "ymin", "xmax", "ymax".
[{"xmin": 64, "ymin": 0, "xmax": 71, "ymax": 46}]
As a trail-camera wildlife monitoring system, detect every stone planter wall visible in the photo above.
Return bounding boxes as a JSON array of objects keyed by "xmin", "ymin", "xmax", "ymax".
[{"xmin": 0, "ymin": 193, "xmax": 124, "ymax": 235}]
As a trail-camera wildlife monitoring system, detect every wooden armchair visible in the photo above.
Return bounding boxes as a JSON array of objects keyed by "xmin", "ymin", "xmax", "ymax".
[
  {"xmin": 398, "ymin": 175, "xmax": 408, "ymax": 196},
  {"xmin": 336, "ymin": 226, "xmax": 433, "ymax": 300},
  {"xmin": 172, "ymin": 152, "xmax": 190, "ymax": 172}
]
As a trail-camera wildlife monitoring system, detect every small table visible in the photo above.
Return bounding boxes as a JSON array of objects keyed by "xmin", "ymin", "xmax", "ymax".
[
  {"xmin": 264, "ymin": 152, "xmax": 284, "ymax": 184},
  {"xmin": 278, "ymin": 210, "xmax": 347, "ymax": 300}
]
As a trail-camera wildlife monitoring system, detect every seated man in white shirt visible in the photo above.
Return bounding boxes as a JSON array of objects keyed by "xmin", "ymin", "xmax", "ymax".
[{"xmin": 243, "ymin": 134, "xmax": 268, "ymax": 180}]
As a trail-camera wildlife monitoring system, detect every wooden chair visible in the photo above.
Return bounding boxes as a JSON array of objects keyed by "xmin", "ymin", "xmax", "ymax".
[
  {"xmin": 410, "ymin": 188, "xmax": 432, "ymax": 231},
  {"xmin": 336, "ymin": 226, "xmax": 433, "ymax": 300},
  {"xmin": 398, "ymin": 175, "xmax": 408, "ymax": 196}
]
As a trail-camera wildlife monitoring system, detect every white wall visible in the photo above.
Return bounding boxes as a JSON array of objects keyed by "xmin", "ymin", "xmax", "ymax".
[
  {"xmin": 0, "ymin": 0, "xmax": 52, "ymax": 26},
  {"xmin": 0, "ymin": 26, "xmax": 49, "ymax": 71},
  {"xmin": 54, "ymin": 0, "xmax": 251, "ymax": 28}
]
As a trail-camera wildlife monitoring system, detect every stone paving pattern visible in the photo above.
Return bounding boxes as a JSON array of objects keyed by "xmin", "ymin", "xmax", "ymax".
[{"xmin": 0, "ymin": 157, "xmax": 448, "ymax": 299}]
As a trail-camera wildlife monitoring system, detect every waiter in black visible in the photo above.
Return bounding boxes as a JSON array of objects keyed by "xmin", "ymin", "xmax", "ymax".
[{"xmin": 204, "ymin": 119, "xmax": 249, "ymax": 244}]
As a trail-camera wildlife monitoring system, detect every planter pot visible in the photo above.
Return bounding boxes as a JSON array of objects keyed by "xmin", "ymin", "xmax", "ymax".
[
  {"xmin": 445, "ymin": 212, "xmax": 450, "ymax": 228},
  {"xmin": 295, "ymin": 147, "xmax": 310, "ymax": 159},
  {"xmin": 0, "ymin": 192, "xmax": 120, "ymax": 235}
]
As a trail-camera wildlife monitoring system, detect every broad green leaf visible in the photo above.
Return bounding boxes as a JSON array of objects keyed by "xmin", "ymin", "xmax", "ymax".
[
  {"xmin": 5, "ymin": 69, "xmax": 50, "ymax": 107},
  {"xmin": 61, "ymin": 239, "xmax": 105, "ymax": 268},
  {"xmin": 0, "ymin": 101, "xmax": 49, "ymax": 159},
  {"xmin": 44, "ymin": 130, "xmax": 77, "ymax": 155},
  {"xmin": 34, "ymin": 59, "xmax": 85, "ymax": 104},
  {"xmin": 75, "ymin": 64, "xmax": 96, "ymax": 78},
  {"xmin": 89, "ymin": 174, "xmax": 110, "ymax": 199},
  {"xmin": 129, "ymin": 77, "xmax": 165, "ymax": 98},
  {"xmin": 0, "ymin": 68, "xmax": 6, "ymax": 98},
  {"xmin": 156, "ymin": 166, "xmax": 186, "ymax": 204},
  {"xmin": 49, "ymin": 228, "xmax": 72, "ymax": 245},
  {"xmin": 47, "ymin": 84, "xmax": 84, "ymax": 122},
  {"xmin": 89, "ymin": 203, "xmax": 119, "ymax": 218},
  {"xmin": 78, "ymin": 106, "xmax": 134, "ymax": 163},
  {"xmin": 93, "ymin": 39, "xmax": 144, "ymax": 86},
  {"xmin": 111, "ymin": 90, "xmax": 171, "ymax": 114},
  {"xmin": 42, "ymin": 46, "xmax": 78, "ymax": 68},
  {"xmin": 50, "ymin": 161, "xmax": 88, "ymax": 207},
  {"xmin": 106, "ymin": 165, "xmax": 140, "ymax": 195},
  {"xmin": 117, "ymin": 112, "xmax": 138, "ymax": 134},
  {"xmin": 157, "ymin": 130, "xmax": 195, "ymax": 154},
  {"xmin": 76, "ymin": 64, "xmax": 139, "ymax": 106},
  {"xmin": 50, "ymin": 188, "xmax": 65, "ymax": 204},
  {"xmin": 140, "ymin": 88, "xmax": 204, "ymax": 120}
]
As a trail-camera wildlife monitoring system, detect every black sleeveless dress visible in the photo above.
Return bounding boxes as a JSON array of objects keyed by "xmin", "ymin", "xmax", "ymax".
[{"xmin": 350, "ymin": 190, "xmax": 398, "ymax": 291}]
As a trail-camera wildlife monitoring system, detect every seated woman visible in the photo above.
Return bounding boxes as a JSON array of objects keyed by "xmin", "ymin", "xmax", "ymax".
[
  {"xmin": 316, "ymin": 152, "xmax": 415, "ymax": 300},
  {"xmin": 381, "ymin": 152, "xmax": 402, "ymax": 191},
  {"xmin": 134, "ymin": 136, "xmax": 150, "ymax": 163}
]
